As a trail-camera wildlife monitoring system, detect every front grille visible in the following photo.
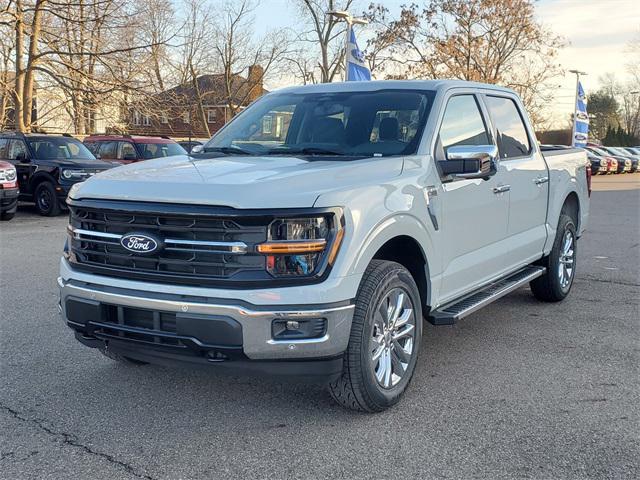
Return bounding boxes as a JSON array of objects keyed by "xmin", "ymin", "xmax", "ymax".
[{"xmin": 68, "ymin": 201, "xmax": 270, "ymax": 285}]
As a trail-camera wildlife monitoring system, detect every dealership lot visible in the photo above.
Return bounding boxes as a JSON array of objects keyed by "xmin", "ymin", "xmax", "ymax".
[{"xmin": 1, "ymin": 175, "xmax": 638, "ymax": 479}]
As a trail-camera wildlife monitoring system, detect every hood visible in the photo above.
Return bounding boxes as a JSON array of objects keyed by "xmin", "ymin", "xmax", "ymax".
[{"xmin": 70, "ymin": 154, "xmax": 404, "ymax": 209}]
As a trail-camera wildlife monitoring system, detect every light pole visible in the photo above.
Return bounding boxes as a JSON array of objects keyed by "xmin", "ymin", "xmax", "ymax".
[
  {"xmin": 569, "ymin": 69, "xmax": 588, "ymax": 146},
  {"xmin": 327, "ymin": 10, "xmax": 368, "ymax": 81}
]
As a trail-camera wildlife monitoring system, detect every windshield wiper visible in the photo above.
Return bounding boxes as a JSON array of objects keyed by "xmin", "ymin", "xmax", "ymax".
[
  {"xmin": 202, "ymin": 146, "xmax": 255, "ymax": 155},
  {"xmin": 267, "ymin": 147, "xmax": 346, "ymax": 156}
]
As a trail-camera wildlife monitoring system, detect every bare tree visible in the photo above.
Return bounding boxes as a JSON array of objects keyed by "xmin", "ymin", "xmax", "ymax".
[
  {"xmin": 366, "ymin": 0, "xmax": 565, "ymax": 127},
  {"xmin": 289, "ymin": 0, "xmax": 355, "ymax": 83}
]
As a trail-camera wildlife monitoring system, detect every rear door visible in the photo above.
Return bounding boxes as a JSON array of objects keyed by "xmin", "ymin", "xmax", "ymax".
[
  {"xmin": 435, "ymin": 93, "xmax": 511, "ymax": 303},
  {"xmin": 482, "ymin": 95, "xmax": 548, "ymax": 267},
  {"xmin": 7, "ymin": 139, "xmax": 31, "ymax": 193}
]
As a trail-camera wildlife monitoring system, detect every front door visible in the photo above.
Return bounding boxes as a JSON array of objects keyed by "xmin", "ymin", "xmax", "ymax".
[
  {"xmin": 435, "ymin": 94, "xmax": 511, "ymax": 303},
  {"xmin": 483, "ymin": 95, "xmax": 549, "ymax": 267}
]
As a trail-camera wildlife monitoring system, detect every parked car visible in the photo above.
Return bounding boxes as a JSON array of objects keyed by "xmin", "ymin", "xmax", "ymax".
[
  {"xmin": 585, "ymin": 146, "xmax": 619, "ymax": 174},
  {"xmin": 0, "ymin": 160, "xmax": 18, "ymax": 221},
  {"xmin": 600, "ymin": 146, "xmax": 634, "ymax": 173},
  {"xmin": 59, "ymin": 80, "xmax": 590, "ymax": 412},
  {"xmin": 84, "ymin": 135, "xmax": 187, "ymax": 164},
  {"xmin": 585, "ymin": 151, "xmax": 608, "ymax": 175},
  {"xmin": 177, "ymin": 140, "xmax": 205, "ymax": 154},
  {"xmin": 604, "ymin": 146, "xmax": 639, "ymax": 173},
  {"xmin": 0, "ymin": 132, "xmax": 114, "ymax": 216}
]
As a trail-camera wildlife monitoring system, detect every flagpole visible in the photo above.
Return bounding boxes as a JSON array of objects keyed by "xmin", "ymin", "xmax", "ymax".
[
  {"xmin": 569, "ymin": 69, "xmax": 587, "ymax": 146},
  {"xmin": 344, "ymin": 20, "xmax": 352, "ymax": 81},
  {"xmin": 327, "ymin": 10, "xmax": 368, "ymax": 82}
]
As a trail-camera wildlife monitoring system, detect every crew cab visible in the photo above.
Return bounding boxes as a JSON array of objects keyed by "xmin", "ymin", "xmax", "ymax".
[
  {"xmin": 58, "ymin": 80, "xmax": 590, "ymax": 412},
  {"xmin": 83, "ymin": 134, "xmax": 186, "ymax": 164},
  {"xmin": 0, "ymin": 160, "xmax": 18, "ymax": 220},
  {"xmin": 0, "ymin": 132, "xmax": 114, "ymax": 216}
]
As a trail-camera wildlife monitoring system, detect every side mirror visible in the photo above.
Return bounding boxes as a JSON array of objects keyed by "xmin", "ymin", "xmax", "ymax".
[
  {"xmin": 190, "ymin": 145, "xmax": 204, "ymax": 154},
  {"xmin": 439, "ymin": 145, "xmax": 499, "ymax": 180},
  {"xmin": 123, "ymin": 153, "xmax": 137, "ymax": 161},
  {"xmin": 16, "ymin": 152, "xmax": 29, "ymax": 163}
]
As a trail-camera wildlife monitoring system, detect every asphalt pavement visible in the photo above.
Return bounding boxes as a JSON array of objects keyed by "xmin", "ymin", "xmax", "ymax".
[{"xmin": 1, "ymin": 174, "xmax": 638, "ymax": 480}]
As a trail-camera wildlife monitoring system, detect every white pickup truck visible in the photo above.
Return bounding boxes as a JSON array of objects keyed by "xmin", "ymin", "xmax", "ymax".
[{"xmin": 59, "ymin": 80, "xmax": 590, "ymax": 412}]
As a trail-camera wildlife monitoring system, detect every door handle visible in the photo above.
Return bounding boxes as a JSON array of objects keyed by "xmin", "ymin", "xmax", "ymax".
[
  {"xmin": 492, "ymin": 185, "xmax": 510, "ymax": 194},
  {"xmin": 534, "ymin": 176, "xmax": 549, "ymax": 185}
]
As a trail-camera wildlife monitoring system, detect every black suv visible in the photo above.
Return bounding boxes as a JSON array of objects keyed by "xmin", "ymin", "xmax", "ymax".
[{"xmin": 0, "ymin": 132, "xmax": 114, "ymax": 216}]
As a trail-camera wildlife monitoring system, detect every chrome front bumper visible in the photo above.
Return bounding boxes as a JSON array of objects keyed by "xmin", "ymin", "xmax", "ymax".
[{"xmin": 58, "ymin": 276, "xmax": 354, "ymax": 360}]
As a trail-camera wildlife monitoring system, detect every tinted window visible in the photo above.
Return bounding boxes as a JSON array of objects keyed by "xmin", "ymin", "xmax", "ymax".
[
  {"xmin": 98, "ymin": 142, "xmax": 118, "ymax": 160},
  {"xmin": 8, "ymin": 140, "xmax": 27, "ymax": 160},
  {"xmin": 438, "ymin": 95, "xmax": 490, "ymax": 158},
  {"xmin": 206, "ymin": 90, "xmax": 435, "ymax": 158},
  {"xmin": 0, "ymin": 139, "xmax": 7, "ymax": 158},
  {"xmin": 119, "ymin": 142, "xmax": 137, "ymax": 159},
  {"xmin": 485, "ymin": 96, "xmax": 531, "ymax": 159},
  {"xmin": 27, "ymin": 137, "xmax": 94, "ymax": 160},
  {"xmin": 137, "ymin": 143, "xmax": 185, "ymax": 159}
]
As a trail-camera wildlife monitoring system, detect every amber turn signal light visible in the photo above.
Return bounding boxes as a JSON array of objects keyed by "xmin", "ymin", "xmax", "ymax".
[{"xmin": 257, "ymin": 239, "xmax": 327, "ymax": 254}]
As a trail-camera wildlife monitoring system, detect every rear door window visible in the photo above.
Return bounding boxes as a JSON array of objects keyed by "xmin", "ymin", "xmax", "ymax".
[
  {"xmin": 485, "ymin": 96, "xmax": 531, "ymax": 159},
  {"xmin": 98, "ymin": 142, "xmax": 118, "ymax": 160},
  {"xmin": 119, "ymin": 142, "xmax": 138, "ymax": 160},
  {"xmin": 7, "ymin": 140, "xmax": 28, "ymax": 160}
]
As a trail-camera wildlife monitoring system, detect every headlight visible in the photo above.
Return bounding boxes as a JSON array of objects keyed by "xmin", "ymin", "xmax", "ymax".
[
  {"xmin": 0, "ymin": 166, "xmax": 17, "ymax": 183},
  {"xmin": 61, "ymin": 169, "xmax": 97, "ymax": 180},
  {"xmin": 256, "ymin": 214, "xmax": 344, "ymax": 277}
]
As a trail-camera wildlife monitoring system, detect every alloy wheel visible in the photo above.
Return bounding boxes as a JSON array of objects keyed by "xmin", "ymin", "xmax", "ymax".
[
  {"xmin": 370, "ymin": 288, "xmax": 416, "ymax": 389},
  {"xmin": 558, "ymin": 229, "xmax": 575, "ymax": 290}
]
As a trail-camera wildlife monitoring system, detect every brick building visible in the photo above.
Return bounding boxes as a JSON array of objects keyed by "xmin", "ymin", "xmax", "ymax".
[{"xmin": 126, "ymin": 65, "xmax": 267, "ymax": 138}]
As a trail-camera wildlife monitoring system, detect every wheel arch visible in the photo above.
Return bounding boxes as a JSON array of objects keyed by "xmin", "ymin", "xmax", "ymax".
[
  {"xmin": 28, "ymin": 171, "xmax": 58, "ymax": 194},
  {"xmin": 347, "ymin": 214, "xmax": 436, "ymax": 311}
]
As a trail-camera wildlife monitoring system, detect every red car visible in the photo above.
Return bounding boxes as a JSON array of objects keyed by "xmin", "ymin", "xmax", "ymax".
[
  {"xmin": 83, "ymin": 135, "xmax": 187, "ymax": 164},
  {"xmin": 0, "ymin": 160, "xmax": 18, "ymax": 221}
]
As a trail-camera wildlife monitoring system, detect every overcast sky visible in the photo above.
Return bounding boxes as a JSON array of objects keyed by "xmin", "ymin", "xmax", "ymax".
[{"xmin": 254, "ymin": 0, "xmax": 639, "ymax": 126}]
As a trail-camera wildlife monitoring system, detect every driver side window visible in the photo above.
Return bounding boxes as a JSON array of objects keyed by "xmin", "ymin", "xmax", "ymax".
[{"xmin": 437, "ymin": 95, "xmax": 490, "ymax": 161}]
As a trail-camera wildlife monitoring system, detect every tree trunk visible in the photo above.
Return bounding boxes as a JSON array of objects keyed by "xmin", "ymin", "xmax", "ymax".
[
  {"xmin": 13, "ymin": 0, "xmax": 26, "ymax": 132},
  {"xmin": 22, "ymin": 0, "xmax": 47, "ymax": 130}
]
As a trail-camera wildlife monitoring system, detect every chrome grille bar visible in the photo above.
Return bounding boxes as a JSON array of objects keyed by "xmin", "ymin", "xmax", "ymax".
[{"xmin": 69, "ymin": 227, "xmax": 248, "ymax": 254}]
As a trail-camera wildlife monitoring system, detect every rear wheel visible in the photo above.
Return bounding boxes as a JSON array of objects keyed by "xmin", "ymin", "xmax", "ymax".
[
  {"xmin": 328, "ymin": 260, "xmax": 422, "ymax": 412},
  {"xmin": 99, "ymin": 347, "xmax": 148, "ymax": 365},
  {"xmin": 34, "ymin": 182, "xmax": 61, "ymax": 216},
  {"xmin": 530, "ymin": 213, "xmax": 577, "ymax": 302}
]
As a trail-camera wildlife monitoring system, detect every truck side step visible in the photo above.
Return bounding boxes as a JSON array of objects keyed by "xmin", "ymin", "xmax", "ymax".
[{"xmin": 427, "ymin": 266, "xmax": 546, "ymax": 325}]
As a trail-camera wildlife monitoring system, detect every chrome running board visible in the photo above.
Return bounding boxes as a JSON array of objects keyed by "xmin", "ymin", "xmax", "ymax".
[{"xmin": 428, "ymin": 266, "xmax": 546, "ymax": 325}]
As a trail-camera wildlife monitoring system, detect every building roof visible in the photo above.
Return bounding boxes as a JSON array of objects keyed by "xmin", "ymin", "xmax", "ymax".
[{"xmin": 153, "ymin": 72, "xmax": 268, "ymax": 107}]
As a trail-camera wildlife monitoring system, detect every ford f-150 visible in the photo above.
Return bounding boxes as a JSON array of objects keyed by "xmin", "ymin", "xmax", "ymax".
[{"xmin": 58, "ymin": 80, "xmax": 590, "ymax": 412}]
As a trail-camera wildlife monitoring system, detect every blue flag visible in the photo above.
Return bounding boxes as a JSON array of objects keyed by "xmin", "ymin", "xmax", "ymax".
[
  {"xmin": 573, "ymin": 81, "xmax": 589, "ymax": 147},
  {"xmin": 346, "ymin": 28, "xmax": 371, "ymax": 81}
]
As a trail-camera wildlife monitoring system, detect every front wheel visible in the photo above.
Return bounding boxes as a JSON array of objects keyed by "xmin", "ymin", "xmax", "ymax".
[
  {"xmin": 530, "ymin": 213, "xmax": 577, "ymax": 302},
  {"xmin": 0, "ymin": 211, "xmax": 15, "ymax": 221},
  {"xmin": 34, "ymin": 182, "xmax": 61, "ymax": 216},
  {"xmin": 328, "ymin": 260, "xmax": 423, "ymax": 412}
]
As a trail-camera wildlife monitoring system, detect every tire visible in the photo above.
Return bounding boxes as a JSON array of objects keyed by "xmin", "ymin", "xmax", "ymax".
[
  {"xmin": 0, "ymin": 211, "xmax": 15, "ymax": 221},
  {"xmin": 34, "ymin": 182, "xmax": 61, "ymax": 216},
  {"xmin": 530, "ymin": 213, "xmax": 577, "ymax": 302},
  {"xmin": 328, "ymin": 260, "xmax": 423, "ymax": 412},
  {"xmin": 99, "ymin": 347, "xmax": 148, "ymax": 365}
]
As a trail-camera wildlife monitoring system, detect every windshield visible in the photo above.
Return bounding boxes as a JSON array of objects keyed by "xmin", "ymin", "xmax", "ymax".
[
  {"xmin": 137, "ymin": 142, "xmax": 186, "ymax": 159},
  {"xmin": 607, "ymin": 147, "xmax": 630, "ymax": 156},
  {"xmin": 587, "ymin": 147, "xmax": 609, "ymax": 156},
  {"xmin": 204, "ymin": 89, "xmax": 435, "ymax": 158},
  {"xmin": 27, "ymin": 137, "xmax": 94, "ymax": 160}
]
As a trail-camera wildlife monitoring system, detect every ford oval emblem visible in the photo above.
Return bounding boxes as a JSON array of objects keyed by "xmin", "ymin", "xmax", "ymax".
[{"xmin": 120, "ymin": 233, "xmax": 161, "ymax": 255}]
